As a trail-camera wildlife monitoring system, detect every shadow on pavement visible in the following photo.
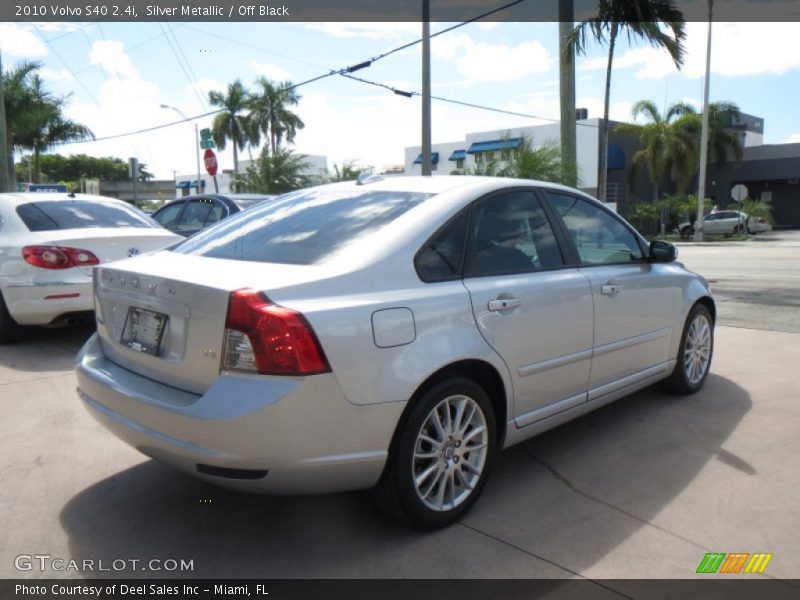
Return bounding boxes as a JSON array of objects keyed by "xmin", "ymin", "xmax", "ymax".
[
  {"xmin": 0, "ymin": 323, "xmax": 95, "ymax": 373},
  {"xmin": 60, "ymin": 374, "xmax": 750, "ymax": 578}
]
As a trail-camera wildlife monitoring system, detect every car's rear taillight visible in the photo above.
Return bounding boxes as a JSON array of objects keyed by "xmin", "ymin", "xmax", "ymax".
[
  {"xmin": 222, "ymin": 288, "xmax": 331, "ymax": 376},
  {"xmin": 758, "ymin": 217, "xmax": 766, "ymax": 224},
  {"xmin": 22, "ymin": 245, "xmax": 100, "ymax": 269}
]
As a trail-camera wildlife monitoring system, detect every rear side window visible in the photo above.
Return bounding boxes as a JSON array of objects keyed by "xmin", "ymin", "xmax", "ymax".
[
  {"xmin": 16, "ymin": 200, "xmax": 155, "ymax": 231},
  {"xmin": 175, "ymin": 189, "xmax": 433, "ymax": 265},
  {"xmin": 416, "ymin": 210, "xmax": 468, "ymax": 282}
]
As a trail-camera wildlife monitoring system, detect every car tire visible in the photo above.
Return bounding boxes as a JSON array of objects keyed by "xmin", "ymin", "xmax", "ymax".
[
  {"xmin": 680, "ymin": 226, "xmax": 693, "ymax": 240},
  {"xmin": 733, "ymin": 224, "xmax": 745, "ymax": 235},
  {"xmin": 373, "ymin": 377, "xmax": 496, "ymax": 529},
  {"xmin": 0, "ymin": 291, "xmax": 22, "ymax": 344},
  {"xmin": 663, "ymin": 304, "xmax": 714, "ymax": 395}
]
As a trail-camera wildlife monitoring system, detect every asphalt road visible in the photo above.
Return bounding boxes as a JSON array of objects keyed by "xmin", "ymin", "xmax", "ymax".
[
  {"xmin": 676, "ymin": 230, "xmax": 800, "ymax": 333},
  {"xmin": 1, "ymin": 234, "xmax": 798, "ymax": 588}
]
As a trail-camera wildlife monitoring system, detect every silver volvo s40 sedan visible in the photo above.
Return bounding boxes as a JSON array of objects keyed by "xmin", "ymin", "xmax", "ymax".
[{"xmin": 76, "ymin": 176, "xmax": 715, "ymax": 528}]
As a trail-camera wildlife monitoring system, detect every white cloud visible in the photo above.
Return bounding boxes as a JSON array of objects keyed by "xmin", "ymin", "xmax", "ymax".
[
  {"xmin": 35, "ymin": 23, "xmax": 81, "ymax": 33},
  {"xmin": 248, "ymin": 61, "xmax": 292, "ymax": 82},
  {"xmin": 39, "ymin": 67, "xmax": 73, "ymax": 82},
  {"xmin": 191, "ymin": 77, "xmax": 225, "ymax": 99},
  {"xmin": 304, "ymin": 22, "xmax": 419, "ymax": 41},
  {"xmin": 433, "ymin": 34, "xmax": 553, "ymax": 83},
  {"xmin": 578, "ymin": 22, "xmax": 800, "ymax": 80},
  {"xmin": 787, "ymin": 133, "xmax": 800, "ymax": 144},
  {"xmin": 89, "ymin": 40, "xmax": 139, "ymax": 80},
  {"xmin": 0, "ymin": 24, "xmax": 47, "ymax": 57}
]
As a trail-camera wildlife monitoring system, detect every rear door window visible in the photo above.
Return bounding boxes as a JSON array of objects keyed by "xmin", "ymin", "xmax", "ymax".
[
  {"xmin": 16, "ymin": 200, "xmax": 155, "ymax": 231},
  {"xmin": 152, "ymin": 201, "xmax": 184, "ymax": 230},
  {"xmin": 175, "ymin": 198, "xmax": 223, "ymax": 233}
]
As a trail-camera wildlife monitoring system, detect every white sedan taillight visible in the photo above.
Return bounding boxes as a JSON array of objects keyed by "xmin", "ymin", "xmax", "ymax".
[
  {"xmin": 22, "ymin": 245, "xmax": 100, "ymax": 269},
  {"xmin": 222, "ymin": 289, "xmax": 331, "ymax": 376}
]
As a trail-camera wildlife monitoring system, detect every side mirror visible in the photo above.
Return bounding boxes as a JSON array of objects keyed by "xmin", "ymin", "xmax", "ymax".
[{"xmin": 649, "ymin": 240, "xmax": 678, "ymax": 263}]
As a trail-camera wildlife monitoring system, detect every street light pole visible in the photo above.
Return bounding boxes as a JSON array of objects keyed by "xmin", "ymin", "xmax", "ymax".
[
  {"xmin": 694, "ymin": 0, "xmax": 714, "ymax": 241},
  {"xmin": 160, "ymin": 104, "xmax": 202, "ymax": 194}
]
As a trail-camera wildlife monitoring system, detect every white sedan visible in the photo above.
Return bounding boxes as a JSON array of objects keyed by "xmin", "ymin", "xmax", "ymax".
[
  {"xmin": 679, "ymin": 210, "xmax": 771, "ymax": 238},
  {"xmin": 0, "ymin": 192, "xmax": 182, "ymax": 342}
]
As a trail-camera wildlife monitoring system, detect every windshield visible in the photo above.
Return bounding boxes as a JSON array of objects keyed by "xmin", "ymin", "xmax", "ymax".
[
  {"xmin": 17, "ymin": 200, "xmax": 157, "ymax": 232},
  {"xmin": 173, "ymin": 188, "xmax": 433, "ymax": 265}
]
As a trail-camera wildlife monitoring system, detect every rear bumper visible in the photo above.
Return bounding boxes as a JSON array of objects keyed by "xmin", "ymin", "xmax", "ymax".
[
  {"xmin": 75, "ymin": 334, "xmax": 404, "ymax": 494},
  {"xmin": 2, "ymin": 280, "xmax": 93, "ymax": 325}
]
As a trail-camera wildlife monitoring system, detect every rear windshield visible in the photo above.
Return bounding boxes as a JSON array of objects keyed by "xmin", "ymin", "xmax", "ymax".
[
  {"xmin": 17, "ymin": 200, "xmax": 156, "ymax": 232},
  {"xmin": 174, "ymin": 188, "xmax": 433, "ymax": 265}
]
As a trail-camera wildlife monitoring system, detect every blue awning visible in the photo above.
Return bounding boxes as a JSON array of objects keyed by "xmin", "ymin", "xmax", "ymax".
[
  {"xmin": 607, "ymin": 143, "xmax": 626, "ymax": 170},
  {"xmin": 414, "ymin": 152, "xmax": 439, "ymax": 164},
  {"xmin": 467, "ymin": 138, "xmax": 523, "ymax": 154},
  {"xmin": 449, "ymin": 150, "xmax": 467, "ymax": 161},
  {"xmin": 176, "ymin": 180, "xmax": 206, "ymax": 189}
]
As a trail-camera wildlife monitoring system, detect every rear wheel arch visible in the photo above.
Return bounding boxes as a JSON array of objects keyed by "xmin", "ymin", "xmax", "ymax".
[{"xmin": 388, "ymin": 359, "xmax": 508, "ymax": 464}]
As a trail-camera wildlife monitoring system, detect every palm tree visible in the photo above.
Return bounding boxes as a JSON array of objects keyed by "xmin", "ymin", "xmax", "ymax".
[
  {"xmin": 618, "ymin": 99, "xmax": 697, "ymax": 200},
  {"xmin": 23, "ymin": 75, "xmax": 93, "ymax": 182},
  {"xmin": 249, "ymin": 78, "xmax": 304, "ymax": 154},
  {"xmin": 567, "ymin": 0, "xmax": 686, "ymax": 202},
  {"xmin": 237, "ymin": 145, "xmax": 311, "ymax": 194},
  {"xmin": 2, "ymin": 63, "xmax": 93, "ymax": 184},
  {"xmin": 2, "ymin": 60, "xmax": 43, "ymax": 187},
  {"xmin": 705, "ymin": 101, "xmax": 743, "ymax": 164},
  {"xmin": 208, "ymin": 80, "xmax": 256, "ymax": 175}
]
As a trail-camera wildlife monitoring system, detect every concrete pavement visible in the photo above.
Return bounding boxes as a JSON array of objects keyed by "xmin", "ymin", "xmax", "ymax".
[{"xmin": 1, "ymin": 324, "xmax": 798, "ymax": 581}]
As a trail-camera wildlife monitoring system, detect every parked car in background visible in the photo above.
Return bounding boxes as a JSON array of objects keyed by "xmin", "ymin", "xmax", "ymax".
[
  {"xmin": 0, "ymin": 192, "xmax": 182, "ymax": 342},
  {"xmin": 678, "ymin": 210, "xmax": 770, "ymax": 239},
  {"xmin": 151, "ymin": 193, "xmax": 275, "ymax": 237},
  {"xmin": 76, "ymin": 176, "xmax": 715, "ymax": 528}
]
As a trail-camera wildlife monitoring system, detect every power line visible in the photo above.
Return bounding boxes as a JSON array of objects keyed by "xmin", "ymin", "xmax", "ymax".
[
  {"xmin": 52, "ymin": 0, "xmax": 535, "ymax": 146},
  {"xmin": 165, "ymin": 23, "xmax": 209, "ymax": 110},
  {"xmin": 365, "ymin": 0, "xmax": 528, "ymax": 65},
  {"xmin": 158, "ymin": 22, "xmax": 208, "ymax": 110},
  {"xmin": 340, "ymin": 73, "xmax": 600, "ymax": 128},
  {"xmin": 32, "ymin": 24, "xmax": 101, "ymax": 108}
]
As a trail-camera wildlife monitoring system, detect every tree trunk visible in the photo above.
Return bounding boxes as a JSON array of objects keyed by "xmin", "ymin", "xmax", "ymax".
[
  {"xmin": 559, "ymin": 2, "xmax": 576, "ymax": 187},
  {"xmin": 233, "ymin": 143, "xmax": 239, "ymax": 176},
  {"xmin": 598, "ymin": 22, "xmax": 618, "ymax": 202}
]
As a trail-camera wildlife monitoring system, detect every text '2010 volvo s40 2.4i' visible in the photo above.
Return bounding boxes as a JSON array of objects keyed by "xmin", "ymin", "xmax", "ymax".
[{"xmin": 76, "ymin": 176, "xmax": 715, "ymax": 528}]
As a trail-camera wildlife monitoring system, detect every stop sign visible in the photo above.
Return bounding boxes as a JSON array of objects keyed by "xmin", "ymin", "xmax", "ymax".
[{"xmin": 203, "ymin": 148, "xmax": 218, "ymax": 176}]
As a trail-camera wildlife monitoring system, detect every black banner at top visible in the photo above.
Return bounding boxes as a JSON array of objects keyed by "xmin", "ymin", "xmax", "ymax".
[{"xmin": 4, "ymin": 0, "xmax": 800, "ymax": 23}]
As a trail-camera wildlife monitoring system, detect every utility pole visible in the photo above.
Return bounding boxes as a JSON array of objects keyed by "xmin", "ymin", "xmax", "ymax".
[
  {"xmin": 0, "ymin": 50, "xmax": 10, "ymax": 192},
  {"xmin": 559, "ymin": 1, "xmax": 577, "ymax": 187},
  {"xmin": 694, "ymin": 0, "xmax": 714, "ymax": 241},
  {"xmin": 421, "ymin": 0, "xmax": 432, "ymax": 176}
]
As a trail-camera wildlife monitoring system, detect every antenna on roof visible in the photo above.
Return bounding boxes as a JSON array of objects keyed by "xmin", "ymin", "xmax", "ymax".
[{"xmin": 356, "ymin": 173, "xmax": 384, "ymax": 186}]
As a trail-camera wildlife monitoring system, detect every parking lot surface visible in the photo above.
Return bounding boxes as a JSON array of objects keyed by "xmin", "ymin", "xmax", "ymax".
[{"xmin": 1, "ymin": 234, "xmax": 798, "ymax": 583}]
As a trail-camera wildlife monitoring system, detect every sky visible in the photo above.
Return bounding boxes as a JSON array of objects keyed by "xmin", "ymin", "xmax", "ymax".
[{"xmin": 2, "ymin": 19, "xmax": 800, "ymax": 180}]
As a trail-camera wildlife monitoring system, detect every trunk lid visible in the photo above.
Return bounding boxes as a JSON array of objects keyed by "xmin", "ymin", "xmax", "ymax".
[{"xmin": 94, "ymin": 251, "xmax": 330, "ymax": 394}]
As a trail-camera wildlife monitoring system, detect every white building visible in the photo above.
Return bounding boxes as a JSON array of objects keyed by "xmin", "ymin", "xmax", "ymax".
[{"xmin": 404, "ymin": 119, "xmax": 603, "ymax": 197}]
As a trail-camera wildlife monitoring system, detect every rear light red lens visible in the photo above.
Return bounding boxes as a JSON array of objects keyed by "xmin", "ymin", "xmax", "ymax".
[
  {"xmin": 758, "ymin": 218, "xmax": 766, "ymax": 224},
  {"xmin": 223, "ymin": 288, "xmax": 331, "ymax": 376},
  {"xmin": 22, "ymin": 245, "xmax": 100, "ymax": 269}
]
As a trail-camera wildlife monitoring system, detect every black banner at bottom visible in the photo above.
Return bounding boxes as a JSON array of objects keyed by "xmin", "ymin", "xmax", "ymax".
[{"xmin": 3, "ymin": 579, "xmax": 800, "ymax": 600}]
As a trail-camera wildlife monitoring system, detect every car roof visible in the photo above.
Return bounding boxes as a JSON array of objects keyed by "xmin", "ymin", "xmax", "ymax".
[
  {"xmin": 0, "ymin": 192, "xmax": 131, "ymax": 208},
  {"xmin": 307, "ymin": 175, "xmax": 597, "ymax": 199}
]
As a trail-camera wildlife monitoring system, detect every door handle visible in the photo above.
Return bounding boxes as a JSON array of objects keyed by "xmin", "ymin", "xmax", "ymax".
[
  {"xmin": 601, "ymin": 284, "xmax": 621, "ymax": 295},
  {"xmin": 488, "ymin": 297, "xmax": 521, "ymax": 312}
]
